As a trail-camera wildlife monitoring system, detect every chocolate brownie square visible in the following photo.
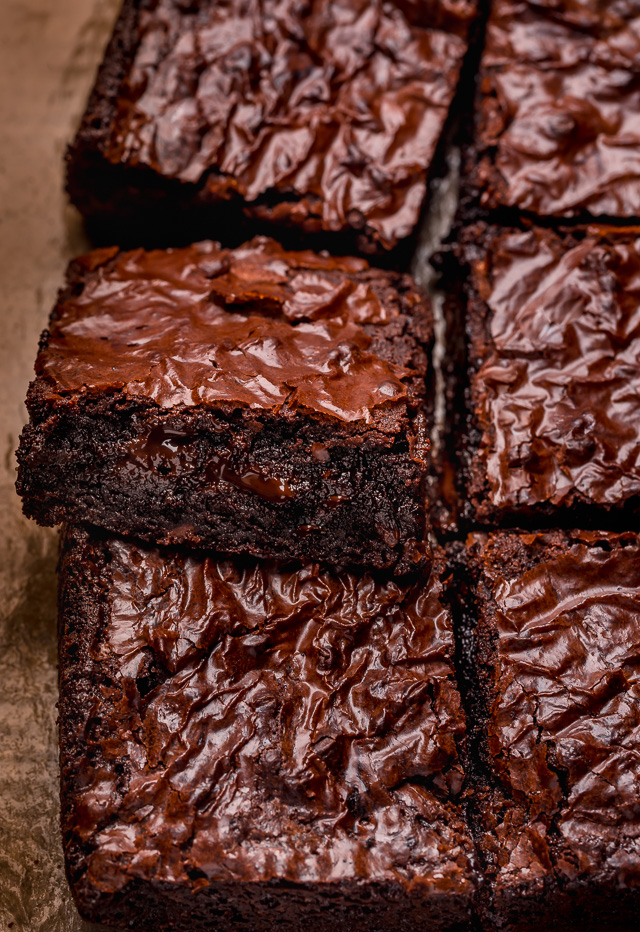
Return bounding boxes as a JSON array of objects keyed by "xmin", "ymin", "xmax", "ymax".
[
  {"xmin": 17, "ymin": 237, "xmax": 433, "ymax": 573},
  {"xmin": 58, "ymin": 525, "xmax": 476, "ymax": 931},
  {"xmin": 446, "ymin": 223, "xmax": 640, "ymax": 528},
  {"xmin": 462, "ymin": 530, "xmax": 640, "ymax": 930},
  {"xmin": 468, "ymin": 0, "xmax": 640, "ymax": 222},
  {"xmin": 66, "ymin": 0, "xmax": 477, "ymax": 256}
]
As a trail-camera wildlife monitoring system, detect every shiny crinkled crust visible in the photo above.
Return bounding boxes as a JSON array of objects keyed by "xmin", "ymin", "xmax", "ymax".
[
  {"xmin": 460, "ymin": 224, "xmax": 640, "ymax": 522},
  {"xmin": 473, "ymin": 0, "xmax": 640, "ymax": 219},
  {"xmin": 58, "ymin": 527, "xmax": 476, "ymax": 929},
  {"xmin": 465, "ymin": 530, "xmax": 640, "ymax": 926},
  {"xmin": 35, "ymin": 237, "xmax": 431, "ymax": 426},
  {"xmin": 69, "ymin": 0, "xmax": 474, "ymax": 252}
]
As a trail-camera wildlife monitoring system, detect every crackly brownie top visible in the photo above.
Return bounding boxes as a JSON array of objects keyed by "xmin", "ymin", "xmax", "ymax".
[
  {"xmin": 470, "ymin": 530, "xmax": 640, "ymax": 888},
  {"xmin": 36, "ymin": 237, "xmax": 431, "ymax": 425},
  {"xmin": 99, "ymin": 0, "xmax": 471, "ymax": 249},
  {"xmin": 476, "ymin": 0, "xmax": 640, "ymax": 218},
  {"xmin": 64, "ymin": 531, "xmax": 473, "ymax": 892},
  {"xmin": 465, "ymin": 225, "xmax": 640, "ymax": 510}
]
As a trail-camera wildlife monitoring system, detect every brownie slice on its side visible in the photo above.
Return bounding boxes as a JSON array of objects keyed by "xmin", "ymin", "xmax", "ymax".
[
  {"xmin": 466, "ymin": 0, "xmax": 640, "ymax": 223},
  {"xmin": 66, "ymin": 0, "xmax": 477, "ymax": 257},
  {"xmin": 16, "ymin": 237, "xmax": 434, "ymax": 574},
  {"xmin": 462, "ymin": 530, "xmax": 640, "ymax": 931},
  {"xmin": 444, "ymin": 223, "xmax": 640, "ymax": 529},
  {"xmin": 58, "ymin": 525, "xmax": 477, "ymax": 932}
]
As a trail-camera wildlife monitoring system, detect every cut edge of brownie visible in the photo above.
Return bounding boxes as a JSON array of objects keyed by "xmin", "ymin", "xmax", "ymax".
[{"xmin": 19, "ymin": 392, "xmax": 432, "ymax": 574}]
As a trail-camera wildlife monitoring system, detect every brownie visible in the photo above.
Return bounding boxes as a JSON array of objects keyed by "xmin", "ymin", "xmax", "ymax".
[
  {"xmin": 58, "ymin": 525, "xmax": 476, "ymax": 932},
  {"xmin": 66, "ymin": 0, "xmax": 477, "ymax": 256},
  {"xmin": 467, "ymin": 0, "xmax": 640, "ymax": 223},
  {"xmin": 17, "ymin": 236, "xmax": 434, "ymax": 573},
  {"xmin": 444, "ymin": 223, "xmax": 640, "ymax": 528},
  {"xmin": 461, "ymin": 530, "xmax": 640, "ymax": 930}
]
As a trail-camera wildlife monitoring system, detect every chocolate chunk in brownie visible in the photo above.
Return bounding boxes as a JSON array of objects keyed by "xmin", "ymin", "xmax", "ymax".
[
  {"xmin": 58, "ymin": 525, "xmax": 476, "ymax": 932},
  {"xmin": 66, "ymin": 0, "xmax": 477, "ymax": 256},
  {"xmin": 445, "ymin": 223, "xmax": 640, "ymax": 528},
  {"xmin": 17, "ymin": 237, "xmax": 433, "ymax": 573},
  {"xmin": 461, "ymin": 530, "xmax": 640, "ymax": 931},
  {"xmin": 467, "ymin": 0, "xmax": 640, "ymax": 222}
]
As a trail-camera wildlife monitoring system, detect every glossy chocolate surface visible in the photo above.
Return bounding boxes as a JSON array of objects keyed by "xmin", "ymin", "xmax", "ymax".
[
  {"xmin": 464, "ymin": 225, "xmax": 640, "ymax": 514},
  {"xmin": 37, "ymin": 236, "xmax": 430, "ymax": 426},
  {"xmin": 474, "ymin": 0, "xmax": 640, "ymax": 219},
  {"xmin": 471, "ymin": 530, "xmax": 640, "ymax": 894},
  {"xmin": 61, "ymin": 529, "xmax": 473, "ymax": 897},
  {"xmin": 93, "ymin": 0, "xmax": 471, "ymax": 250}
]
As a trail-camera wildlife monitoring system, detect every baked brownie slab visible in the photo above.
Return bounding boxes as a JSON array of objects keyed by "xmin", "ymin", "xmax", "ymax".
[
  {"xmin": 17, "ymin": 237, "xmax": 433, "ymax": 573},
  {"xmin": 66, "ymin": 0, "xmax": 477, "ymax": 256},
  {"xmin": 468, "ymin": 0, "xmax": 640, "ymax": 222},
  {"xmin": 462, "ymin": 530, "xmax": 640, "ymax": 930},
  {"xmin": 447, "ymin": 223, "xmax": 640, "ymax": 528},
  {"xmin": 58, "ymin": 525, "xmax": 476, "ymax": 931}
]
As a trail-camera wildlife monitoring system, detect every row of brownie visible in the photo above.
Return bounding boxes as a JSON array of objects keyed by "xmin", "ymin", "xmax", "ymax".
[
  {"xmin": 17, "ymin": 222, "xmax": 640, "ymax": 554},
  {"xmin": 17, "ymin": 4, "xmax": 485, "ymax": 931},
  {"xmin": 433, "ymin": 1, "xmax": 640, "ymax": 927},
  {"xmin": 57, "ymin": 524, "xmax": 640, "ymax": 931},
  {"xmin": 55, "ymin": 0, "xmax": 640, "ymax": 543},
  {"xmin": 67, "ymin": 0, "xmax": 640, "ymax": 244},
  {"xmin": 436, "ymin": 0, "xmax": 640, "ymax": 532},
  {"xmin": 17, "ymin": 239, "xmax": 459, "ymax": 929}
]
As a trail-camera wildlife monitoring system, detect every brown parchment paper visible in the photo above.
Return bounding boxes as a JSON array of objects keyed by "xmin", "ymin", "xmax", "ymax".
[
  {"xmin": 0, "ymin": 2, "xmax": 120, "ymax": 929},
  {"xmin": 0, "ymin": 3, "xmax": 459, "ymax": 929}
]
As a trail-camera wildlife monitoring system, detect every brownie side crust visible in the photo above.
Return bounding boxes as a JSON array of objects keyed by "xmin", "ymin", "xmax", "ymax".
[
  {"xmin": 465, "ymin": 0, "xmax": 640, "ymax": 224},
  {"xmin": 444, "ymin": 223, "xmax": 640, "ymax": 530},
  {"xmin": 58, "ymin": 525, "xmax": 477, "ymax": 932},
  {"xmin": 66, "ymin": 0, "xmax": 477, "ymax": 255},
  {"xmin": 462, "ymin": 530, "xmax": 640, "ymax": 931},
  {"xmin": 17, "ymin": 237, "xmax": 434, "ymax": 573}
]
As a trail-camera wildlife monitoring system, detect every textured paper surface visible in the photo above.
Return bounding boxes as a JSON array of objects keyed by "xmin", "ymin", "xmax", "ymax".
[
  {"xmin": 0, "ymin": 3, "xmax": 458, "ymax": 929},
  {"xmin": 0, "ymin": 2, "xmax": 119, "ymax": 929}
]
